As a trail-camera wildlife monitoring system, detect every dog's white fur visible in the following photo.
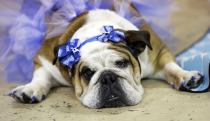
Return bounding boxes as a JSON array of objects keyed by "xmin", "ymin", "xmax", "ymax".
[
  {"xmin": 78, "ymin": 45, "xmax": 144, "ymax": 107},
  {"xmin": 9, "ymin": 10, "xmax": 202, "ymax": 107}
]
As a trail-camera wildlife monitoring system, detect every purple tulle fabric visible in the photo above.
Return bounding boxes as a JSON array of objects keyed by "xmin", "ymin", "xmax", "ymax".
[{"xmin": 0, "ymin": 0, "xmax": 176, "ymax": 83}]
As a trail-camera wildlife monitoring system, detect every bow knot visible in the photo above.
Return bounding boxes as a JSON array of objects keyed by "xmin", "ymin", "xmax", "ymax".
[{"xmin": 71, "ymin": 47, "xmax": 79, "ymax": 53}]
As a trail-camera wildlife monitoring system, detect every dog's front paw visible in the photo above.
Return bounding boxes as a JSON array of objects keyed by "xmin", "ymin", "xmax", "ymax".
[
  {"xmin": 179, "ymin": 71, "xmax": 204, "ymax": 91},
  {"xmin": 7, "ymin": 84, "xmax": 47, "ymax": 103}
]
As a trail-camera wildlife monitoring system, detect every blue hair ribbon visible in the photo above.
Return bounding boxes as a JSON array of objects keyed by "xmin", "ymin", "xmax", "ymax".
[{"xmin": 57, "ymin": 25, "xmax": 125, "ymax": 68}]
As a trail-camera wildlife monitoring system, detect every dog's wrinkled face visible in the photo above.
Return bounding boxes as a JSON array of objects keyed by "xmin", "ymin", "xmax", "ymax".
[{"xmin": 70, "ymin": 30, "xmax": 151, "ymax": 108}]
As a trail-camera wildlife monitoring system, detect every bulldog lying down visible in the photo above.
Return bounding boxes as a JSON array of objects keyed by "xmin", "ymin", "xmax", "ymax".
[{"xmin": 8, "ymin": 9, "xmax": 203, "ymax": 108}]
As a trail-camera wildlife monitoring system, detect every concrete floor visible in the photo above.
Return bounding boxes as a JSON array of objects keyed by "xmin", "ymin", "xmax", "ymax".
[{"xmin": 0, "ymin": 80, "xmax": 210, "ymax": 121}]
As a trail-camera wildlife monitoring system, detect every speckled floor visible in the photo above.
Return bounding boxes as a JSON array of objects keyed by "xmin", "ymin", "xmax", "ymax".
[{"xmin": 0, "ymin": 79, "xmax": 210, "ymax": 121}]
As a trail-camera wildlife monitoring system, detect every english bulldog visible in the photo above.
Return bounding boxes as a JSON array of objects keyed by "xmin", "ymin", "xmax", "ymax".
[{"xmin": 8, "ymin": 9, "xmax": 203, "ymax": 108}]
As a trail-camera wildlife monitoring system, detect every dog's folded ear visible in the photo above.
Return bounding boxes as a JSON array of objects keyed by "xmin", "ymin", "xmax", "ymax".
[
  {"xmin": 52, "ymin": 45, "xmax": 60, "ymax": 65},
  {"xmin": 124, "ymin": 30, "xmax": 152, "ymax": 56}
]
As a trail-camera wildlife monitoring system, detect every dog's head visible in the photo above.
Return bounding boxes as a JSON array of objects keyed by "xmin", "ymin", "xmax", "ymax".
[{"xmin": 55, "ymin": 29, "xmax": 152, "ymax": 108}]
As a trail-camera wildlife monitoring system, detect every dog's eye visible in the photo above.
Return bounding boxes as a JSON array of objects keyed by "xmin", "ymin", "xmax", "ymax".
[
  {"xmin": 80, "ymin": 67, "xmax": 95, "ymax": 81},
  {"xmin": 115, "ymin": 59, "xmax": 130, "ymax": 68}
]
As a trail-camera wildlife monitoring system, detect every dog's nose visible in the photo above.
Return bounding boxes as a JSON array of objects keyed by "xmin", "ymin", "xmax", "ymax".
[{"xmin": 100, "ymin": 71, "xmax": 117, "ymax": 85}]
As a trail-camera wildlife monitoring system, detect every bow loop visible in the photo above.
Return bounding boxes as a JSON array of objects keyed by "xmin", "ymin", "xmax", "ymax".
[
  {"xmin": 98, "ymin": 26, "xmax": 125, "ymax": 42},
  {"xmin": 102, "ymin": 25, "xmax": 114, "ymax": 33}
]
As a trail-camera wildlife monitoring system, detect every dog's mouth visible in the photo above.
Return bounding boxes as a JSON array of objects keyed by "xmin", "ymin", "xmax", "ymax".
[
  {"xmin": 99, "ymin": 82, "xmax": 128, "ymax": 108},
  {"xmin": 101, "ymin": 94, "xmax": 126, "ymax": 108}
]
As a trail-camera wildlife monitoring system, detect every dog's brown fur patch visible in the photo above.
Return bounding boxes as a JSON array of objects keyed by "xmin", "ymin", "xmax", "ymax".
[
  {"xmin": 140, "ymin": 21, "xmax": 175, "ymax": 73},
  {"xmin": 34, "ymin": 12, "xmax": 88, "ymax": 83}
]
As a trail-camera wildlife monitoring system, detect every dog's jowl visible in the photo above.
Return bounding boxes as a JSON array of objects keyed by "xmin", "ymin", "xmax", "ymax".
[{"xmin": 8, "ymin": 9, "xmax": 203, "ymax": 108}]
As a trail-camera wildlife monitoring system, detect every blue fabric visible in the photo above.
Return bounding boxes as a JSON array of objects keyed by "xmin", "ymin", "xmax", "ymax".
[
  {"xmin": 177, "ymin": 31, "xmax": 210, "ymax": 92},
  {"xmin": 0, "ymin": 0, "xmax": 176, "ymax": 83},
  {"xmin": 0, "ymin": 0, "xmax": 47, "ymax": 83},
  {"xmin": 57, "ymin": 26, "xmax": 125, "ymax": 68}
]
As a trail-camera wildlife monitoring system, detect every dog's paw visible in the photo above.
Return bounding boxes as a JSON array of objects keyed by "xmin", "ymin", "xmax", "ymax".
[
  {"xmin": 6, "ymin": 84, "xmax": 47, "ymax": 103},
  {"xmin": 166, "ymin": 70, "xmax": 204, "ymax": 91},
  {"xmin": 178, "ymin": 71, "xmax": 204, "ymax": 91}
]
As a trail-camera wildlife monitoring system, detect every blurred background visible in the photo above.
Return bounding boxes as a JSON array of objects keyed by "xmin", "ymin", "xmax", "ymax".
[{"xmin": 0, "ymin": 0, "xmax": 209, "ymax": 83}]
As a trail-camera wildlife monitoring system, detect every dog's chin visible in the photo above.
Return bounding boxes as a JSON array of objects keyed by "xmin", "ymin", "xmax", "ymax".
[
  {"xmin": 100, "ymin": 95, "xmax": 127, "ymax": 108},
  {"xmin": 85, "ymin": 97, "xmax": 140, "ymax": 109},
  {"xmin": 83, "ymin": 98, "xmax": 131, "ymax": 109},
  {"xmin": 81, "ymin": 87, "xmax": 142, "ymax": 109},
  {"xmin": 81, "ymin": 94, "xmax": 128, "ymax": 109},
  {"xmin": 82, "ymin": 92, "xmax": 141, "ymax": 109}
]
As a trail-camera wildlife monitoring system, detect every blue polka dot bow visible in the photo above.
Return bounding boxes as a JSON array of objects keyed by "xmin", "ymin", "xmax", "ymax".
[{"xmin": 57, "ymin": 25, "xmax": 125, "ymax": 68}]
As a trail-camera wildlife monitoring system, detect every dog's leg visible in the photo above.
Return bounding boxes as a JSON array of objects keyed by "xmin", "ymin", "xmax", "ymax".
[
  {"xmin": 7, "ymin": 67, "xmax": 59, "ymax": 103},
  {"xmin": 163, "ymin": 62, "xmax": 203, "ymax": 90},
  {"xmin": 155, "ymin": 49, "xmax": 203, "ymax": 91}
]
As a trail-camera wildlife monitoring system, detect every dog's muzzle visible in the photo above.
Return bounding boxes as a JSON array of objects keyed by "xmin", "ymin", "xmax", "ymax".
[{"xmin": 99, "ymin": 71, "xmax": 126, "ymax": 108}]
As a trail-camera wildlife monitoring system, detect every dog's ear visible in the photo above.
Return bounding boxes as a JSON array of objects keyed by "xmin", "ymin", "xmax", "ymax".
[
  {"xmin": 52, "ymin": 45, "xmax": 60, "ymax": 65},
  {"xmin": 124, "ymin": 30, "xmax": 152, "ymax": 56}
]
